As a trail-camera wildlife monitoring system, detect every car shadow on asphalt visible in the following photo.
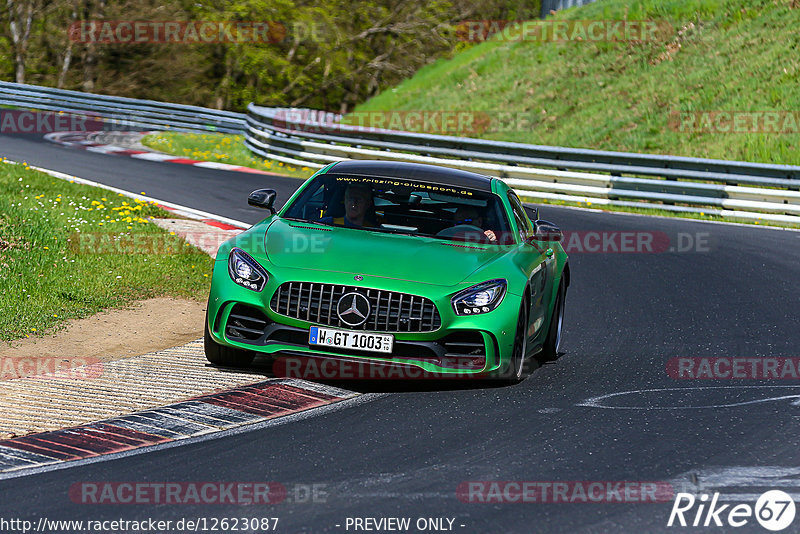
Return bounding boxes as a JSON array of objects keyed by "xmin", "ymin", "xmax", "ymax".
[
  {"xmin": 251, "ymin": 355, "xmax": 546, "ymax": 393},
  {"xmin": 203, "ymin": 354, "xmax": 567, "ymax": 393}
]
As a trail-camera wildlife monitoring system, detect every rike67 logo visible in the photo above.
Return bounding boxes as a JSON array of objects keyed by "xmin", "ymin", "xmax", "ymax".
[{"xmin": 668, "ymin": 491, "xmax": 796, "ymax": 530}]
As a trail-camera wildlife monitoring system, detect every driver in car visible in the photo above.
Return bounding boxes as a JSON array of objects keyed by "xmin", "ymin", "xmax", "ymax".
[
  {"xmin": 321, "ymin": 182, "xmax": 377, "ymax": 228},
  {"xmin": 453, "ymin": 206, "xmax": 497, "ymax": 241}
]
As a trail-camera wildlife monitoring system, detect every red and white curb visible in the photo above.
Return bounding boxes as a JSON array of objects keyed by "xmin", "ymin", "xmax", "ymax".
[
  {"xmin": 0, "ymin": 379, "xmax": 356, "ymax": 476},
  {"xmin": 44, "ymin": 130, "xmax": 285, "ymax": 176}
]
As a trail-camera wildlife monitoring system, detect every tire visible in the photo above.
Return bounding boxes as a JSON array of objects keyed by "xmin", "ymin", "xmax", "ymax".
[
  {"xmin": 204, "ymin": 315, "xmax": 255, "ymax": 367},
  {"xmin": 538, "ymin": 280, "xmax": 566, "ymax": 363},
  {"xmin": 506, "ymin": 301, "xmax": 528, "ymax": 383}
]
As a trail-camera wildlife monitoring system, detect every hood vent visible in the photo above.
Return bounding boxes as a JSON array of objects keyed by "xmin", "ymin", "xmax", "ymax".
[{"xmin": 289, "ymin": 224, "xmax": 332, "ymax": 231}]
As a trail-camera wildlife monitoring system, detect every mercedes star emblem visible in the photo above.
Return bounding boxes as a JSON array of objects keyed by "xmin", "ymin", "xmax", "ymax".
[{"xmin": 336, "ymin": 292, "xmax": 371, "ymax": 327}]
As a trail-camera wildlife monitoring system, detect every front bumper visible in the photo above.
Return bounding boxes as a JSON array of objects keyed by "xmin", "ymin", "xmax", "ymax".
[{"xmin": 206, "ymin": 262, "xmax": 522, "ymax": 376}]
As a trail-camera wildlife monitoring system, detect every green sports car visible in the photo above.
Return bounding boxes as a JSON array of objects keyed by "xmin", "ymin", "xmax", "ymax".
[{"xmin": 205, "ymin": 160, "xmax": 569, "ymax": 381}]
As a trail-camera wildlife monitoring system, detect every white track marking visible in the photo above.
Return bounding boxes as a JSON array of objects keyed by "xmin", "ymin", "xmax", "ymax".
[
  {"xmin": 577, "ymin": 385, "xmax": 800, "ymax": 410},
  {"xmin": 129, "ymin": 152, "xmax": 178, "ymax": 162},
  {"xmin": 192, "ymin": 161, "xmax": 242, "ymax": 170}
]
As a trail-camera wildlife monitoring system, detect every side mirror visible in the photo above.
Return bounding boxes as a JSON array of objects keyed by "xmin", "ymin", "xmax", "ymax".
[
  {"xmin": 248, "ymin": 189, "xmax": 277, "ymax": 213},
  {"xmin": 532, "ymin": 220, "xmax": 562, "ymax": 242}
]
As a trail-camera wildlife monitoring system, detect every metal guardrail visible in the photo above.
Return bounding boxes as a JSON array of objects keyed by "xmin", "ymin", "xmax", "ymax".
[
  {"xmin": 0, "ymin": 81, "xmax": 246, "ymax": 133},
  {"xmin": 245, "ymin": 106, "xmax": 800, "ymax": 225},
  {"xmin": 2, "ymin": 82, "xmax": 798, "ymax": 225}
]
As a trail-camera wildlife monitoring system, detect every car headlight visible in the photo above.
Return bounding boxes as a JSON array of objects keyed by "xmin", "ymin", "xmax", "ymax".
[
  {"xmin": 452, "ymin": 279, "xmax": 507, "ymax": 316},
  {"xmin": 228, "ymin": 248, "xmax": 268, "ymax": 292}
]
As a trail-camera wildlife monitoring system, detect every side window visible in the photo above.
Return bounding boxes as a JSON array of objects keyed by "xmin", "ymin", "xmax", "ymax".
[{"xmin": 507, "ymin": 191, "xmax": 533, "ymax": 240}]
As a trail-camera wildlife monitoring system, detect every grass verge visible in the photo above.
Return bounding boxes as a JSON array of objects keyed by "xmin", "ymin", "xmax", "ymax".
[
  {"xmin": 0, "ymin": 159, "xmax": 214, "ymax": 343},
  {"xmin": 355, "ymin": 0, "xmax": 800, "ymax": 166},
  {"xmin": 141, "ymin": 132, "xmax": 315, "ymax": 179}
]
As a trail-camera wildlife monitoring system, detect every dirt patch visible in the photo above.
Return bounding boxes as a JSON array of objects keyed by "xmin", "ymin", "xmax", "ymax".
[{"xmin": 0, "ymin": 297, "xmax": 206, "ymax": 380}]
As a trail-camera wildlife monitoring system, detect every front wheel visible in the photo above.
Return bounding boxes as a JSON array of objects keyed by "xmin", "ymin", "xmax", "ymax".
[
  {"xmin": 204, "ymin": 314, "xmax": 255, "ymax": 367},
  {"xmin": 505, "ymin": 301, "xmax": 528, "ymax": 383},
  {"xmin": 538, "ymin": 280, "xmax": 566, "ymax": 363}
]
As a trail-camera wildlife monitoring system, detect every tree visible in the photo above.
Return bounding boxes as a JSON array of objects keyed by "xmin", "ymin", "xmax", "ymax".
[
  {"xmin": 3, "ymin": 0, "xmax": 40, "ymax": 83},
  {"xmin": 1, "ymin": 0, "xmax": 543, "ymax": 110}
]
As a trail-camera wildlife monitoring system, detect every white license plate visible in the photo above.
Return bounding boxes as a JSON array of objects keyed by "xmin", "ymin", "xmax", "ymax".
[{"xmin": 309, "ymin": 326, "xmax": 393, "ymax": 354}]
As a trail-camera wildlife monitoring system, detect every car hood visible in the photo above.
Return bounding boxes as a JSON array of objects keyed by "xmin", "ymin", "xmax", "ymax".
[{"xmin": 264, "ymin": 219, "xmax": 507, "ymax": 287}]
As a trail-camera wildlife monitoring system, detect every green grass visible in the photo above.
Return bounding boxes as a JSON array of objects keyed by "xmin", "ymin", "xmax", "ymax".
[
  {"xmin": 354, "ymin": 0, "xmax": 800, "ymax": 165},
  {"xmin": 141, "ymin": 132, "xmax": 316, "ymax": 179},
  {"xmin": 0, "ymin": 160, "xmax": 214, "ymax": 343}
]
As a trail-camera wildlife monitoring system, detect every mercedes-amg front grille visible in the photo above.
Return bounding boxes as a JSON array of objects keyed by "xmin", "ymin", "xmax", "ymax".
[{"xmin": 269, "ymin": 282, "xmax": 441, "ymax": 332}]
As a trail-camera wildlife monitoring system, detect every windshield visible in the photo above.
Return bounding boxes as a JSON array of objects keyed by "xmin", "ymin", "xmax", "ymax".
[{"xmin": 282, "ymin": 173, "xmax": 512, "ymax": 244}]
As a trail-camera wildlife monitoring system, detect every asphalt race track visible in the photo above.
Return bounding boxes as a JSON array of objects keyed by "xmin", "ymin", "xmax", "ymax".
[{"xmin": 2, "ymin": 132, "xmax": 800, "ymax": 532}]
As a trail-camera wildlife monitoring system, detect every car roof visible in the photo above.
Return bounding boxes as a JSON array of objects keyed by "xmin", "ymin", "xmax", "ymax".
[{"xmin": 326, "ymin": 161, "xmax": 495, "ymax": 192}]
